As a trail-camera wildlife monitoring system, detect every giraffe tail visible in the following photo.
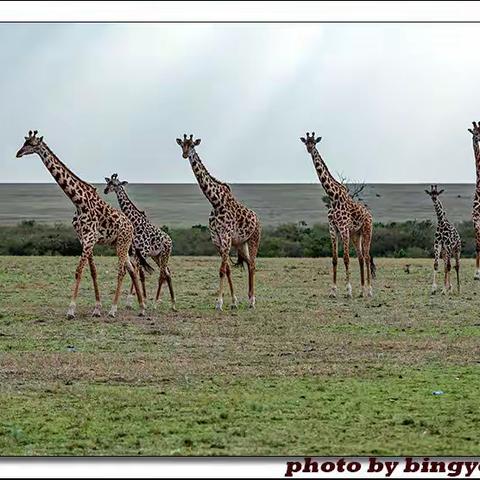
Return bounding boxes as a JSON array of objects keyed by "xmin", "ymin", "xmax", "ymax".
[
  {"xmin": 130, "ymin": 247, "xmax": 154, "ymax": 275},
  {"xmin": 370, "ymin": 255, "xmax": 376, "ymax": 280}
]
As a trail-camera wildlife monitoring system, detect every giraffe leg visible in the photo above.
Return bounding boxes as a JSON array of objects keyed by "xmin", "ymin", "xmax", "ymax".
[
  {"xmin": 88, "ymin": 255, "xmax": 102, "ymax": 317},
  {"xmin": 216, "ymin": 250, "xmax": 231, "ymax": 311},
  {"xmin": 67, "ymin": 245, "xmax": 94, "ymax": 319},
  {"xmin": 165, "ymin": 266, "xmax": 176, "ymax": 311},
  {"xmin": 109, "ymin": 240, "xmax": 145, "ymax": 318},
  {"xmin": 340, "ymin": 232, "xmax": 352, "ymax": 298},
  {"xmin": 153, "ymin": 255, "xmax": 176, "ymax": 311},
  {"xmin": 447, "ymin": 256, "xmax": 453, "ymax": 293},
  {"xmin": 476, "ymin": 252, "xmax": 480, "ymax": 280},
  {"xmin": 246, "ymin": 225, "xmax": 261, "ymax": 308},
  {"xmin": 139, "ymin": 267, "xmax": 147, "ymax": 299},
  {"xmin": 362, "ymin": 223, "xmax": 374, "ymax": 297},
  {"xmin": 441, "ymin": 254, "xmax": 451, "ymax": 295},
  {"xmin": 329, "ymin": 227, "xmax": 338, "ymax": 298},
  {"xmin": 126, "ymin": 257, "xmax": 146, "ymax": 309},
  {"xmin": 431, "ymin": 244, "xmax": 440, "ymax": 295},
  {"xmin": 125, "ymin": 258, "xmax": 146, "ymax": 316},
  {"xmin": 352, "ymin": 234, "xmax": 365, "ymax": 297},
  {"xmin": 126, "ymin": 280, "xmax": 135, "ymax": 310},
  {"xmin": 474, "ymin": 224, "xmax": 480, "ymax": 280},
  {"xmin": 454, "ymin": 250, "xmax": 460, "ymax": 294},
  {"xmin": 154, "ymin": 268, "xmax": 165, "ymax": 307},
  {"xmin": 225, "ymin": 261, "xmax": 238, "ymax": 309}
]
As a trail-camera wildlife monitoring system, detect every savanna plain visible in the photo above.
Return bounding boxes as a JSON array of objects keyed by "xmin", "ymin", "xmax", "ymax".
[{"xmin": 1, "ymin": 255, "xmax": 480, "ymax": 455}]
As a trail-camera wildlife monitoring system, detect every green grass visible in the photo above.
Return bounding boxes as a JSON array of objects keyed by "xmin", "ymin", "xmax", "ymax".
[{"xmin": 1, "ymin": 256, "xmax": 480, "ymax": 455}]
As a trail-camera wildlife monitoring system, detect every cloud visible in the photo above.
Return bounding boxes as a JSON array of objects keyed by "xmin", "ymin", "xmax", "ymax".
[{"xmin": 1, "ymin": 23, "xmax": 480, "ymax": 183}]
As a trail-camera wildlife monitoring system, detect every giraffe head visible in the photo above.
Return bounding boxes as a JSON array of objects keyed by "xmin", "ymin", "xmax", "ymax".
[
  {"xmin": 468, "ymin": 121, "xmax": 480, "ymax": 143},
  {"xmin": 16, "ymin": 130, "xmax": 44, "ymax": 157},
  {"xmin": 104, "ymin": 173, "xmax": 128, "ymax": 195},
  {"xmin": 176, "ymin": 134, "xmax": 201, "ymax": 159},
  {"xmin": 425, "ymin": 184, "xmax": 444, "ymax": 200},
  {"xmin": 300, "ymin": 131, "xmax": 322, "ymax": 153}
]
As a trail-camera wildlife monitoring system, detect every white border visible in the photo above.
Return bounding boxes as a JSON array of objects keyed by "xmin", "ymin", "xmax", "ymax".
[
  {"xmin": 1, "ymin": 2, "xmax": 479, "ymax": 478},
  {"xmin": 1, "ymin": 1, "xmax": 480, "ymax": 23}
]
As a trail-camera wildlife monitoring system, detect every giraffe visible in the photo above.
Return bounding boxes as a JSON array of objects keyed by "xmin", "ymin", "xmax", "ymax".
[
  {"xmin": 176, "ymin": 134, "xmax": 261, "ymax": 310},
  {"xmin": 300, "ymin": 132, "xmax": 375, "ymax": 298},
  {"xmin": 16, "ymin": 130, "xmax": 147, "ymax": 318},
  {"xmin": 104, "ymin": 173, "xmax": 176, "ymax": 311},
  {"xmin": 468, "ymin": 121, "xmax": 480, "ymax": 280},
  {"xmin": 425, "ymin": 185, "xmax": 461, "ymax": 295}
]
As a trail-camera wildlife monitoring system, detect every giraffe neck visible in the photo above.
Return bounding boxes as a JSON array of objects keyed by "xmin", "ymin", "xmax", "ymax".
[
  {"xmin": 114, "ymin": 186, "xmax": 144, "ymax": 223},
  {"xmin": 310, "ymin": 146, "xmax": 346, "ymax": 199},
  {"xmin": 473, "ymin": 138, "xmax": 480, "ymax": 191},
  {"xmin": 36, "ymin": 143, "xmax": 98, "ymax": 207},
  {"xmin": 433, "ymin": 197, "xmax": 447, "ymax": 224},
  {"xmin": 188, "ymin": 149, "xmax": 231, "ymax": 208}
]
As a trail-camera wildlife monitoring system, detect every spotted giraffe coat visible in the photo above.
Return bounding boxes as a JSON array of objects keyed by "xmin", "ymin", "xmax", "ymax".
[
  {"xmin": 188, "ymin": 148, "xmax": 260, "ymax": 256},
  {"xmin": 104, "ymin": 178, "xmax": 173, "ymax": 262},
  {"xmin": 430, "ymin": 192, "xmax": 461, "ymax": 261}
]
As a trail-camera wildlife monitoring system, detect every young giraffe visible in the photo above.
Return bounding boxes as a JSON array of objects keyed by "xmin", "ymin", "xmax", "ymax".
[
  {"xmin": 425, "ymin": 185, "xmax": 461, "ymax": 294},
  {"xmin": 176, "ymin": 134, "xmax": 261, "ymax": 310},
  {"xmin": 104, "ymin": 173, "xmax": 176, "ymax": 311},
  {"xmin": 300, "ymin": 132, "xmax": 375, "ymax": 298},
  {"xmin": 16, "ymin": 131, "xmax": 146, "ymax": 318},
  {"xmin": 468, "ymin": 121, "xmax": 480, "ymax": 280}
]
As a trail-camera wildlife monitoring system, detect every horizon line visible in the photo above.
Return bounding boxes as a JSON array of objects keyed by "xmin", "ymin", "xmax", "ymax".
[{"xmin": 0, "ymin": 181, "xmax": 478, "ymax": 185}]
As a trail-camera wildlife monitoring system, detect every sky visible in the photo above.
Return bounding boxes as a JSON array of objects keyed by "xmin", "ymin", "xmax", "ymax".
[{"xmin": 1, "ymin": 22, "xmax": 480, "ymax": 184}]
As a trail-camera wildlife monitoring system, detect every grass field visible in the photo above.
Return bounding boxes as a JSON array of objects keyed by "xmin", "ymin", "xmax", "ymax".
[{"xmin": 1, "ymin": 255, "xmax": 480, "ymax": 456}]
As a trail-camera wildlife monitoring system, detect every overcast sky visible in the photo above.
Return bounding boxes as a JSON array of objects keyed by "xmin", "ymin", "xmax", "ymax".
[{"xmin": 1, "ymin": 22, "xmax": 480, "ymax": 184}]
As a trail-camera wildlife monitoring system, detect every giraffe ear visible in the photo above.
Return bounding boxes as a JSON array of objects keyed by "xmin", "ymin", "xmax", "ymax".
[
  {"xmin": 469, "ymin": 128, "xmax": 474, "ymax": 134},
  {"xmin": 104, "ymin": 177, "xmax": 110, "ymax": 183},
  {"xmin": 39, "ymin": 136, "xmax": 43, "ymax": 142},
  {"xmin": 194, "ymin": 138, "xmax": 201, "ymax": 146},
  {"xmin": 300, "ymin": 137, "xmax": 306, "ymax": 143},
  {"xmin": 438, "ymin": 189, "xmax": 444, "ymax": 195},
  {"xmin": 424, "ymin": 189, "xmax": 430, "ymax": 195},
  {"xmin": 315, "ymin": 137, "xmax": 322, "ymax": 144},
  {"xmin": 176, "ymin": 138, "xmax": 182, "ymax": 145},
  {"xmin": 121, "ymin": 181, "xmax": 128, "ymax": 186}
]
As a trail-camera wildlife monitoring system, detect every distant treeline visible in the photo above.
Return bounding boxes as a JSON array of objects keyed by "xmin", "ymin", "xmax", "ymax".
[{"xmin": 0, "ymin": 219, "xmax": 478, "ymax": 258}]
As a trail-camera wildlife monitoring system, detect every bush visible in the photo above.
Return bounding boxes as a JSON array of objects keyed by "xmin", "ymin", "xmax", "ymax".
[{"xmin": 0, "ymin": 219, "xmax": 477, "ymax": 258}]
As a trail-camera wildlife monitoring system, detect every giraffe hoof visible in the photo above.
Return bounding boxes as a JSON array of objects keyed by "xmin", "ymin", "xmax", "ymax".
[
  {"xmin": 171, "ymin": 306, "xmax": 178, "ymax": 312},
  {"xmin": 230, "ymin": 303, "xmax": 238, "ymax": 310},
  {"xmin": 328, "ymin": 292, "xmax": 337, "ymax": 298},
  {"xmin": 66, "ymin": 312, "xmax": 75, "ymax": 320},
  {"xmin": 91, "ymin": 310, "xmax": 101, "ymax": 318},
  {"xmin": 138, "ymin": 311, "xmax": 145, "ymax": 317},
  {"xmin": 125, "ymin": 304, "xmax": 134, "ymax": 310}
]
